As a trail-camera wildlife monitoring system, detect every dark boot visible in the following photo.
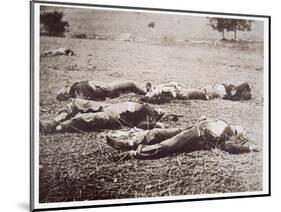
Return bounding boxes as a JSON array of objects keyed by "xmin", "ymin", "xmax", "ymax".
[
  {"xmin": 39, "ymin": 120, "xmax": 58, "ymax": 134},
  {"xmin": 106, "ymin": 136, "xmax": 128, "ymax": 150}
]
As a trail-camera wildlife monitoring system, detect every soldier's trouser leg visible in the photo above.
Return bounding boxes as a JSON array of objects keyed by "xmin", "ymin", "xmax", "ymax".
[
  {"xmin": 134, "ymin": 127, "xmax": 201, "ymax": 159},
  {"xmin": 58, "ymin": 112, "xmax": 116, "ymax": 132},
  {"xmin": 55, "ymin": 99, "xmax": 106, "ymax": 123},
  {"xmin": 40, "ymin": 99, "xmax": 106, "ymax": 133},
  {"xmin": 178, "ymin": 89, "xmax": 207, "ymax": 100},
  {"xmin": 110, "ymin": 82, "xmax": 146, "ymax": 95},
  {"xmin": 106, "ymin": 128, "xmax": 183, "ymax": 150},
  {"xmin": 136, "ymin": 121, "xmax": 164, "ymax": 129},
  {"xmin": 130, "ymin": 83, "xmax": 146, "ymax": 95},
  {"xmin": 131, "ymin": 128, "xmax": 183, "ymax": 149},
  {"xmin": 141, "ymin": 128, "xmax": 183, "ymax": 145}
]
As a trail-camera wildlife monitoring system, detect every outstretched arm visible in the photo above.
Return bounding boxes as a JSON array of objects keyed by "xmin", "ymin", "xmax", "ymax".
[
  {"xmin": 178, "ymin": 89, "xmax": 207, "ymax": 100},
  {"xmin": 133, "ymin": 127, "xmax": 202, "ymax": 159},
  {"xmin": 105, "ymin": 128, "xmax": 182, "ymax": 151}
]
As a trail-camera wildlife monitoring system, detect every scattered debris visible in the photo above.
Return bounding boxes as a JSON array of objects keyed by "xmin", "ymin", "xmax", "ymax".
[
  {"xmin": 41, "ymin": 48, "xmax": 76, "ymax": 57},
  {"xmin": 114, "ymin": 33, "xmax": 133, "ymax": 42},
  {"xmin": 148, "ymin": 22, "xmax": 155, "ymax": 28},
  {"xmin": 93, "ymin": 35, "xmax": 108, "ymax": 40},
  {"xmin": 230, "ymin": 64, "xmax": 241, "ymax": 68},
  {"xmin": 71, "ymin": 33, "xmax": 87, "ymax": 39}
]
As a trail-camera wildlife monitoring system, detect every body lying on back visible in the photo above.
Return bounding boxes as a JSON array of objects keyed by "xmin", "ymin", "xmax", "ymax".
[
  {"xmin": 106, "ymin": 117, "xmax": 259, "ymax": 159},
  {"xmin": 40, "ymin": 98, "xmax": 165, "ymax": 133}
]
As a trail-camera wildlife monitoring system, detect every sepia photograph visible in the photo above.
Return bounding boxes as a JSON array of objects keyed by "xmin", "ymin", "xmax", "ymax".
[{"xmin": 30, "ymin": 1, "xmax": 270, "ymax": 211}]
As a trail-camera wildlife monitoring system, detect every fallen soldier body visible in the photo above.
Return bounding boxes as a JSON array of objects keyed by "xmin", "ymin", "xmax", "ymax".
[
  {"xmin": 202, "ymin": 82, "xmax": 251, "ymax": 101},
  {"xmin": 141, "ymin": 82, "xmax": 251, "ymax": 104},
  {"xmin": 40, "ymin": 98, "xmax": 167, "ymax": 133},
  {"xmin": 56, "ymin": 81, "xmax": 147, "ymax": 101},
  {"xmin": 41, "ymin": 48, "xmax": 76, "ymax": 57},
  {"xmin": 106, "ymin": 117, "xmax": 259, "ymax": 159}
]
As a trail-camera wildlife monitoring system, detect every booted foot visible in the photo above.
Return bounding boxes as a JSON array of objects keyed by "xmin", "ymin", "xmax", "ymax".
[
  {"xmin": 40, "ymin": 120, "xmax": 58, "ymax": 134},
  {"xmin": 106, "ymin": 136, "xmax": 127, "ymax": 150}
]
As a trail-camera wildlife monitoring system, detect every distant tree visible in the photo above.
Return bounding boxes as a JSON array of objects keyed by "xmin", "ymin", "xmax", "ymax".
[
  {"xmin": 208, "ymin": 18, "xmax": 253, "ymax": 40},
  {"xmin": 148, "ymin": 21, "xmax": 155, "ymax": 28},
  {"xmin": 40, "ymin": 11, "xmax": 69, "ymax": 36}
]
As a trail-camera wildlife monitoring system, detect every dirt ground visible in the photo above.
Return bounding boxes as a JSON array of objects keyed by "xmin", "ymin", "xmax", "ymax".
[
  {"xmin": 39, "ymin": 36, "xmax": 264, "ymax": 203},
  {"xmin": 38, "ymin": 6, "xmax": 265, "ymax": 203}
]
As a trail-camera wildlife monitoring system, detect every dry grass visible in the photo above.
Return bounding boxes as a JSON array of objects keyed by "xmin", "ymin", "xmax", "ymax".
[
  {"xmin": 39, "ymin": 134, "xmax": 262, "ymax": 202},
  {"xmin": 161, "ymin": 35, "xmax": 176, "ymax": 46},
  {"xmin": 39, "ymin": 36, "xmax": 264, "ymax": 203}
]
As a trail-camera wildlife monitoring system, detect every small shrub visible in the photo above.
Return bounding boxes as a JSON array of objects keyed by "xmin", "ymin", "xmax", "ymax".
[
  {"xmin": 71, "ymin": 33, "xmax": 87, "ymax": 39},
  {"xmin": 161, "ymin": 35, "xmax": 176, "ymax": 46},
  {"xmin": 40, "ymin": 11, "xmax": 69, "ymax": 37},
  {"xmin": 148, "ymin": 21, "xmax": 155, "ymax": 28}
]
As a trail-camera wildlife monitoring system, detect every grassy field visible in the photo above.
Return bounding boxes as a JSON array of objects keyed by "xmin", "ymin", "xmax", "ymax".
[
  {"xmin": 39, "ymin": 35, "xmax": 264, "ymax": 203},
  {"xmin": 39, "ymin": 5, "xmax": 265, "ymax": 203},
  {"xmin": 41, "ymin": 6, "xmax": 264, "ymax": 42}
]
